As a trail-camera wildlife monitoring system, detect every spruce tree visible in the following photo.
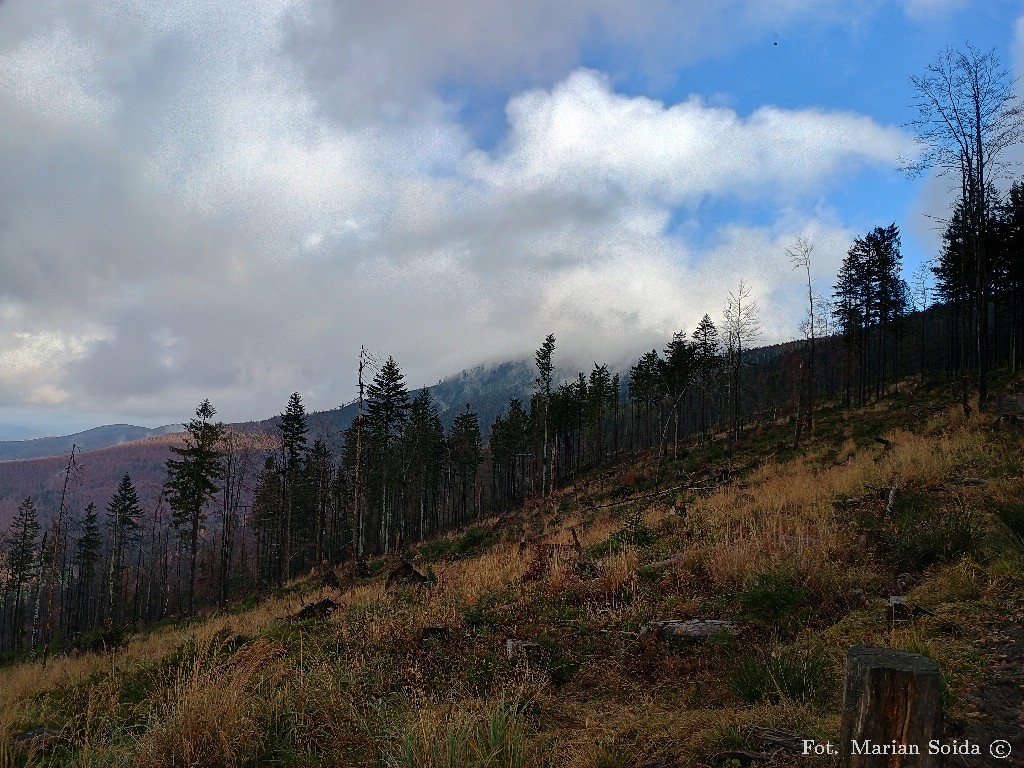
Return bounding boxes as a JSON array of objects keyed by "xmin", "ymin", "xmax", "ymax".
[
  {"xmin": 4, "ymin": 498, "xmax": 40, "ymax": 651},
  {"xmin": 106, "ymin": 474, "xmax": 143, "ymax": 628},
  {"xmin": 534, "ymin": 334, "xmax": 556, "ymax": 496},
  {"xmin": 586, "ymin": 363, "xmax": 615, "ymax": 464},
  {"xmin": 73, "ymin": 503, "xmax": 101, "ymax": 633},
  {"xmin": 251, "ymin": 456, "xmax": 284, "ymax": 587},
  {"xmin": 365, "ymin": 357, "xmax": 410, "ymax": 552},
  {"xmin": 692, "ymin": 315, "xmax": 721, "ymax": 442},
  {"xmin": 278, "ymin": 392, "xmax": 310, "ymax": 578},
  {"xmin": 403, "ymin": 390, "xmax": 444, "ymax": 541},
  {"xmin": 448, "ymin": 404, "xmax": 482, "ymax": 521},
  {"xmin": 164, "ymin": 399, "xmax": 224, "ymax": 615},
  {"xmin": 662, "ymin": 333, "xmax": 695, "ymax": 457}
]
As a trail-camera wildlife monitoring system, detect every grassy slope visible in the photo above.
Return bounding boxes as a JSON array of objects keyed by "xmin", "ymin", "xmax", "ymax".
[{"xmin": 2, "ymin": 375, "xmax": 1023, "ymax": 768}]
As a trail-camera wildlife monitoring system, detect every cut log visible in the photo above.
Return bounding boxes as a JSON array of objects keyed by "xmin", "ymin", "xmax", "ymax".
[
  {"xmin": 645, "ymin": 553, "xmax": 686, "ymax": 571},
  {"xmin": 640, "ymin": 619, "xmax": 737, "ymax": 641},
  {"xmin": 506, "ymin": 638, "xmax": 547, "ymax": 662},
  {"xmin": 741, "ymin": 725, "xmax": 810, "ymax": 753},
  {"xmin": 286, "ymin": 598, "xmax": 338, "ymax": 622},
  {"xmin": 13, "ymin": 727, "xmax": 64, "ymax": 755},
  {"xmin": 839, "ymin": 645, "xmax": 942, "ymax": 767},
  {"xmin": 212, "ymin": 628, "xmax": 247, "ymax": 651}
]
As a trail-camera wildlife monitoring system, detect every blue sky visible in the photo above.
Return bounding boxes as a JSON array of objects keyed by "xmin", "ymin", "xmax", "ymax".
[{"xmin": 0, "ymin": 0, "xmax": 1021, "ymax": 436}]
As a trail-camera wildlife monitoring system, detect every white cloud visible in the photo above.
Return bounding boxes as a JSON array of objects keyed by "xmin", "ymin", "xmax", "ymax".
[{"xmin": 470, "ymin": 70, "xmax": 913, "ymax": 205}]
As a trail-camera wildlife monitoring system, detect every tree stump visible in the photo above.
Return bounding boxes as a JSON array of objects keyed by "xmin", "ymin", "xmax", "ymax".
[{"xmin": 840, "ymin": 646, "xmax": 942, "ymax": 767}]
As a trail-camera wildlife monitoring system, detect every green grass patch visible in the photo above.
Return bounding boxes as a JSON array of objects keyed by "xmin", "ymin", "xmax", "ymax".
[{"xmin": 729, "ymin": 643, "xmax": 834, "ymax": 705}]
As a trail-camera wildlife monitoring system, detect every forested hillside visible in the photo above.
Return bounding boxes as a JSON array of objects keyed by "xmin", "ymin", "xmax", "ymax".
[{"xmin": 2, "ymin": 185, "xmax": 1023, "ymax": 654}]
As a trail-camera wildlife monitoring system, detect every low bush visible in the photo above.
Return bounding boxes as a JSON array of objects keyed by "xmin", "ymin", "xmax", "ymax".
[
  {"xmin": 994, "ymin": 501, "xmax": 1024, "ymax": 550},
  {"xmin": 883, "ymin": 492, "xmax": 979, "ymax": 571},
  {"xmin": 737, "ymin": 571, "xmax": 809, "ymax": 636}
]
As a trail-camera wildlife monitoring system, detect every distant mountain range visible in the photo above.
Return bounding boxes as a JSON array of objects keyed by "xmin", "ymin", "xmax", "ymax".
[{"xmin": 0, "ymin": 424, "xmax": 182, "ymax": 462}]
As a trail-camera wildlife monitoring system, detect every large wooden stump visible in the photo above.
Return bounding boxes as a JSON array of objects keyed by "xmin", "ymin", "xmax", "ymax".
[{"xmin": 840, "ymin": 646, "xmax": 943, "ymax": 767}]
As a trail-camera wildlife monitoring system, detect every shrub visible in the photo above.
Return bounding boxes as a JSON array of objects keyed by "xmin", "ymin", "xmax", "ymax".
[
  {"xmin": 994, "ymin": 501, "xmax": 1024, "ymax": 550},
  {"xmin": 883, "ymin": 492, "xmax": 979, "ymax": 571},
  {"xmin": 737, "ymin": 571, "xmax": 808, "ymax": 636},
  {"xmin": 453, "ymin": 526, "xmax": 497, "ymax": 558},
  {"xmin": 418, "ymin": 526, "xmax": 497, "ymax": 563},
  {"xmin": 418, "ymin": 538, "xmax": 455, "ymax": 563},
  {"xmin": 614, "ymin": 509, "xmax": 658, "ymax": 549}
]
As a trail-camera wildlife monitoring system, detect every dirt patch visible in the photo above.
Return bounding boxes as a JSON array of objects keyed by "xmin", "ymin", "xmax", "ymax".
[{"xmin": 947, "ymin": 607, "xmax": 1024, "ymax": 767}]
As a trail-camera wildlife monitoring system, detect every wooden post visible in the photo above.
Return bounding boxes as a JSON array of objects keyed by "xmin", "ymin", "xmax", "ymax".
[{"xmin": 840, "ymin": 645, "xmax": 943, "ymax": 767}]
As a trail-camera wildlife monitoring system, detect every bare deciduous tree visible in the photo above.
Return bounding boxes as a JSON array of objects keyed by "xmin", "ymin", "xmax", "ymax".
[
  {"xmin": 788, "ymin": 236, "xmax": 816, "ymax": 446},
  {"xmin": 723, "ymin": 280, "xmax": 760, "ymax": 442},
  {"xmin": 906, "ymin": 44, "xmax": 1024, "ymax": 409}
]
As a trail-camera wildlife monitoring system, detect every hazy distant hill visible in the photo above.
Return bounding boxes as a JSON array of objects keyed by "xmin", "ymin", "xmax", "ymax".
[
  {"xmin": 0, "ymin": 423, "xmax": 46, "ymax": 441},
  {"xmin": 0, "ymin": 423, "xmax": 182, "ymax": 462},
  {"xmin": 237, "ymin": 358, "xmax": 558, "ymax": 447}
]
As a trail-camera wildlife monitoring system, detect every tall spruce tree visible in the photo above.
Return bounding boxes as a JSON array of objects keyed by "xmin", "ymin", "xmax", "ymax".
[
  {"xmin": 164, "ymin": 399, "xmax": 224, "ymax": 615},
  {"xmin": 586, "ymin": 363, "xmax": 615, "ymax": 464},
  {"xmin": 833, "ymin": 225, "xmax": 907, "ymax": 404},
  {"xmin": 403, "ymin": 390, "xmax": 444, "ymax": 541},
  {"xmin": 278, "ymin": 392, "xmax": 309, "ymax": 579},
  {"xmin": 692, "ymin": 315, "xmax": 721, "ymax": 442},
  {"xmin": 534, "ymin": 334, "xmax": 556, "ymax": 496},
  {"xmin": 73, "ymin": 503, "xmax": 101, "ymax": 633},
  {"xmin": 106, "ymin": 474, "xmax": 143, "ymax": 628},
  {"xmin": 4, "ymin": 498, "xmax": 40, "ymax": 651},
  {"xmin": 449, "ymin": 404, "xmax": 482, "ymax": 521},
  {"xmin": 251, "ymin": 456, "xmax": 284, "ymax": 587},
  {"xmin": 629, "ymin": 350, "xmax": 663, "ymax": 449},
  {"xmin": 662, "ymin": 333, "xmax": 695, "ymax": 457},
  {"xmin": 365, "ymin": 357, "xmax": 410, "ymax": 553}
]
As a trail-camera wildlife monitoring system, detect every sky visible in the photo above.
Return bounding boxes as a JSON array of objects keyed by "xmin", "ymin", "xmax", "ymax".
[{"xmin": 0, "ymin": 0, "xmax": 1022, "ymax": 436}]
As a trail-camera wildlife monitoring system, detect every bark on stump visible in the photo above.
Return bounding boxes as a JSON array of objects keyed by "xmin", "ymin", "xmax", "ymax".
[{"xmin": 840, "ymin": 645, "xmax": 942, "ymax": 767}]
